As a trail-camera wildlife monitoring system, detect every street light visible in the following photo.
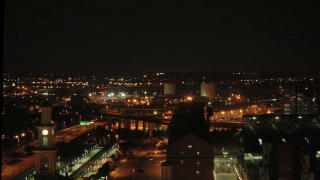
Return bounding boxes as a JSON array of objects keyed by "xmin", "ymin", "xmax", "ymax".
[{"xmin": 116, "ymin": 135, "xmax": 118, "ymax": 142}]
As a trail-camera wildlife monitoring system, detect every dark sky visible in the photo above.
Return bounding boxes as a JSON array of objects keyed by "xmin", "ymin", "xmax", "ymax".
[{"xmin": 4, "ymin": 0, "xmax": 320, "ymax": 74}]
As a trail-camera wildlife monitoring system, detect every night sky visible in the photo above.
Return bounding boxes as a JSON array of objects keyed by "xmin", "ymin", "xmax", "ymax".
[{"xmin": 4, "ymin": 1, "xmax": 320, "ymax": 74}]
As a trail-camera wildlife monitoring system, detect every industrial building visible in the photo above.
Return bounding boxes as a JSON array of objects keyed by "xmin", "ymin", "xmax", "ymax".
[{"xmin": 201, "ymin": 83, "xmax": 216, "ymax": 100}]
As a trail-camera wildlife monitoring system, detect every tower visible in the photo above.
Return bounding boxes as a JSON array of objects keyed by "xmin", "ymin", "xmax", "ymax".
[{"xmin": 34, "ymin": 102, "xmax": 58, "ymax": 180}]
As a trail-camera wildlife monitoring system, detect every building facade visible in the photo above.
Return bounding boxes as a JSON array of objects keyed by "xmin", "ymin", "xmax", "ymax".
[{"xmin": 162, "ymin": 134, "xmax": 215, "ymax": 180}]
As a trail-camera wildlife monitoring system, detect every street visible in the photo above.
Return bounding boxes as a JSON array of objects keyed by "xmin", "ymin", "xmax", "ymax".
[{"xmin": 110, "ymin": 139, "xmax": 156, "ymax": 180}]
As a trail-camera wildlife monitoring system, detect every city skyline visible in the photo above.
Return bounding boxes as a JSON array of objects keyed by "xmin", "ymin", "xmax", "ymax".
[
  {"xmin": 4, "ymin": 1, "xmax": 320, "ymax": 73},
  {"xmin": 2, "ymin": 1, "xmax": 320, "ymax": 180}
]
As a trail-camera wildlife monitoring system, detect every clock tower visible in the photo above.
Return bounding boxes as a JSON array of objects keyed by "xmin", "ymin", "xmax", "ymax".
[{"xmin": 34, "ymin": 102, "xmax": 58, "ymax": 180}]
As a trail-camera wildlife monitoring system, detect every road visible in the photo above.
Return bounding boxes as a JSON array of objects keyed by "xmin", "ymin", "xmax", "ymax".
[
  {"xmin": 215, "ymin": 173, "xmax": 238, "ymax": 180},
  {"xmin": 214, "ymin": 156, "xmax": 239, "ymax": 180},
  {"xmin": 110, "ymin": 139, "xmax": 160, "ymax": 180},
  {"xmin": 214, "ymin": 156, "xmax": 237, "ymax": 173},
  {"xmin": 1, "ymin": 122, "xmax": 103, "ymax": 180},
  {"xmin": 133, "ymin": 150, "xmax": 165, "ymax": 180}
]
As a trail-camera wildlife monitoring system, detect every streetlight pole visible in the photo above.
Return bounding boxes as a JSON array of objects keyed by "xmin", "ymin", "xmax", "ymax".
[
  {"xmin": 133, "ymin": 169, "xmax": 135, "ymax": 177},
  {"xmin": 17, "ymin": 138, "xmax": 20, "ymax": 149}
]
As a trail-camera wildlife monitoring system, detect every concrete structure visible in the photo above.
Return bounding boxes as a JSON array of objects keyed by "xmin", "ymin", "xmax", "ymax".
[
  {"xmin": 201, "ymin": 83, "xmax": 216, "ymax": 100},
  {"xmin": 34, "ymin": 103, "xmax": 58, "ymax": 180},
  {"xmin": 164, "ymin": 83, "xmax": 176, "ymax": 95}
]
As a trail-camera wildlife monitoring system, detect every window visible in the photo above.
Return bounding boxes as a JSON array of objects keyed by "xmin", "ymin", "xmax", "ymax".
[
  {"xmin": 43, "ymin": 137, "xmax": 48, "ymax": 146},
  {"xmin": 196, "ymin": 170, "xmax": 200, "ymax": 175},
  {"xmin": 197, "ymin": 151, "xmax": 200, "ymax": 155},
  {"xmin": 42, "ymin": 157, "xmax": 48, "ymax": 170},
  {"xmin": 181, "ymin": 151, "xmax": 184, "ymax": 155},
  {"xmin": 197, "ymin": 161, "xmax": 200, "ymax": 165},
  {"xmin": 188, "ymin": 145, "xmax": 192, "ymax": 148},
  {"xmin": 180, "ymin": 160, "xmax": 184, "ymax": 165}
]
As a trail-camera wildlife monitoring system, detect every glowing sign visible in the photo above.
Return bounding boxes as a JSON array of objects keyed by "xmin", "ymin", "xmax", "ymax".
[{"xmin": 80, "ymin": 121, "xmax": 90, "ymax": 125}]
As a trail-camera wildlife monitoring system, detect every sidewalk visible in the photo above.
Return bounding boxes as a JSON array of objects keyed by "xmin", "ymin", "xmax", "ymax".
[
  {"xmin": 62, "ymin": 146, "xmax": 104, "ymax": 176},
  {"xmin": 83, "ymin": 148, "xmax": 118, "ymax": 177}
]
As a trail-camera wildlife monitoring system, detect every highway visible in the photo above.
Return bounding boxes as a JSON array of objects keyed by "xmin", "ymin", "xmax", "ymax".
[
  {"xmin": 101, "ymin": 110, "xmax": 171, "ymax": 125},
  {"xmin": 101, "ymin": 110, "xmax": 243, "ymax": 128}
]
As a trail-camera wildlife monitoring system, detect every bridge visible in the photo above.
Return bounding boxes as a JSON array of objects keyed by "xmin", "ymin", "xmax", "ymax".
[{"xmin": 100, "ymin": 109, "xmax": 243, "ymax": 135}]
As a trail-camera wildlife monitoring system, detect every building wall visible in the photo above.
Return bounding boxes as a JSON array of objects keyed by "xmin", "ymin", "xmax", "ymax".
[{"xmin": 166, "ymin": 134, "xmax": 215, "ymax": 180}]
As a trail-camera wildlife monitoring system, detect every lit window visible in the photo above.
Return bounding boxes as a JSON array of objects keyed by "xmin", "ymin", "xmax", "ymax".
[
  {"xmin": 197, "ymin": 161, "xmax": 200, "ymax": 165},
  {"xmin": 43, "ymin": 137, "xmax": 48, "ymax": 146},
  {"xmin": 181, "ymin": 151, "xmax": 184, "ymax": 155},
  {"xmin": 42, "ymin": 157, "xmax": 48, "ymax": 170},
  {"xmin": 180, "ymin": 160, "xmax": 184, "ymax": 165},
  {"xmin": 197, "ymin": 151, "xmax": 200, "ymax": 155},
  {"xmin": 196, "ymin": 170, "xmax": 200, "ymax": 175},
  {"xmin": 188, "ymin": 145, "xmax": 192, "ymax": 148}
]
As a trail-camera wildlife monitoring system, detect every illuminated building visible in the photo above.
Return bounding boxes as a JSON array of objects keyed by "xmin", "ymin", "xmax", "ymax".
[{"xmin": 282, "ymin": 89, "xmax": 319, "ymax": 115}]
